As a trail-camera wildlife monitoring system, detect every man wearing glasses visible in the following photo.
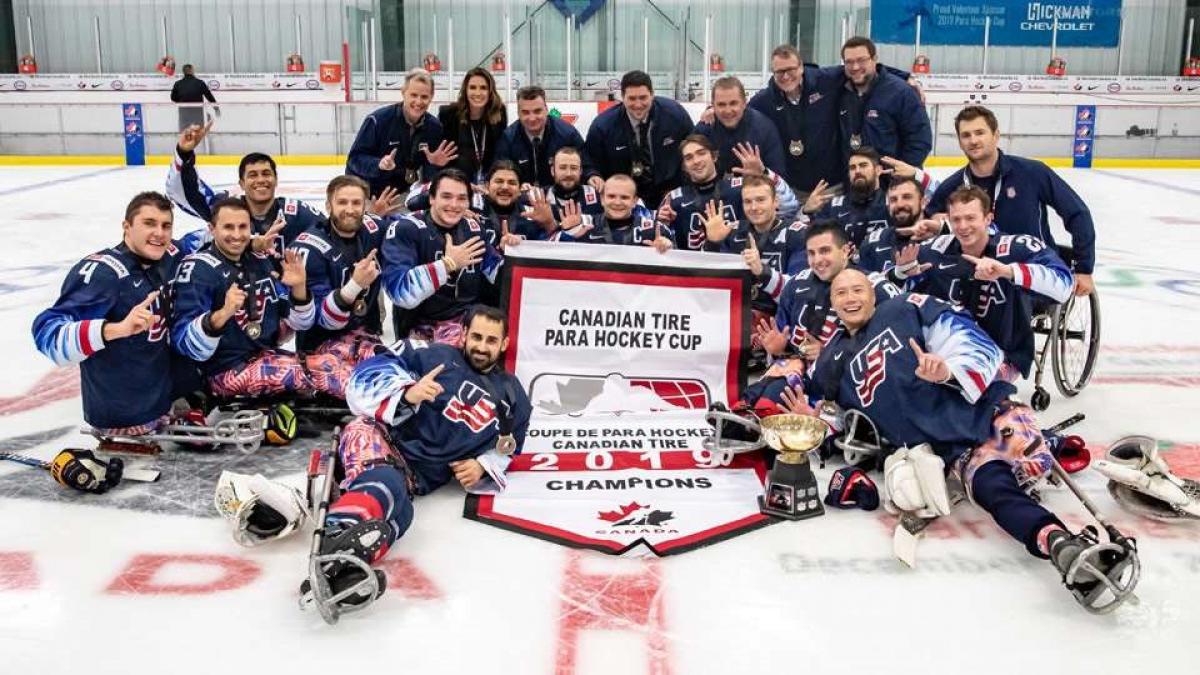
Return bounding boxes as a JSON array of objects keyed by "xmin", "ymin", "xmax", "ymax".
[{"xmin": 837, "ymin": 37, "xmax": 931, "ymax": 171}]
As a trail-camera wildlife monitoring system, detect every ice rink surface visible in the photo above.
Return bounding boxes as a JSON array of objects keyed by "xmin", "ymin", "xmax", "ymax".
[{"xmin": 1, "ymin": 163, "xmax": 1198, "ymax": 674}]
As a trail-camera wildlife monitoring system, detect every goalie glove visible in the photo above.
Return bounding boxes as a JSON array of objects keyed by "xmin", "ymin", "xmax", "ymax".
[
  {"xmin": 50, "ymin": 449, "xmax": 123, "ymax": 494},
  {"xmin": 1093, "ymin": 436, "xmax": 1200, "ymax": 521},
  {"xmin": 214, "ymin": 471, "xmax": 309, "ymax": 546},
  {"xmin": 883, "ymin": 444, "xmax": 952, "ymax": 518}
]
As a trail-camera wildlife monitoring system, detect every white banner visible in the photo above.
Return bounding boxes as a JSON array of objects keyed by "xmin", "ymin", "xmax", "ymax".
[
  {"xmin": 465, "ymin": 412, "xmax": 773, "ymax": 556},
  {"xmin": 502, "ymin": 242, "xmax": 751, "ymax": 412}
]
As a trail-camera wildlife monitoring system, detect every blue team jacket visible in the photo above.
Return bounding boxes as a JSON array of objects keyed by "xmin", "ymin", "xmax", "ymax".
[{"xmin": 925, "ymin": 151, "xmax": 1097, "ymax": 274}]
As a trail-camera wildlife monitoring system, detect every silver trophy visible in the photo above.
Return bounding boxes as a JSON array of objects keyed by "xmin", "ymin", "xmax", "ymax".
[{"xmin": 759, "ymin": 414, "xmax": 828, "ymax": 520}]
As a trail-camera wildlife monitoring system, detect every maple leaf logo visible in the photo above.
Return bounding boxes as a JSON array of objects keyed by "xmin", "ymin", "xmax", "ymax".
[{"xmin": 598, "ymin": 501, "xmax": 644, "ymax": 523}]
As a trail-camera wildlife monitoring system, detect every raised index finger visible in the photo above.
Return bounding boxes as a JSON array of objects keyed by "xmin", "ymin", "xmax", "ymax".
[
  {"xmin": 960, "ymin": 253, "xmax": 981, "ymax": 265},
  {"xmin": 908, "ymin": 337, "xmax": 926, "ymax": 357},
  {"xmin": 423, "ymin": 363, "xmax": 446, "ymax": 381},
  {"xmin": 138, "ymin": 290, "xmax": 161, "ymax": 308}
]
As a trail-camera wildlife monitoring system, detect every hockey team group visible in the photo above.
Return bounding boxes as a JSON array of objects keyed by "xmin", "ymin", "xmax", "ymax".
[{"xmin": 26, "ymin": 37, "xmax": 1198, "ymax": 620}]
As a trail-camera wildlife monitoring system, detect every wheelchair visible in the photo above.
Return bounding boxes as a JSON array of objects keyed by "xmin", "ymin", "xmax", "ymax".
[{"xmin": 1028, "ymin": 249, "xmax": 1101, "ymax": 411}]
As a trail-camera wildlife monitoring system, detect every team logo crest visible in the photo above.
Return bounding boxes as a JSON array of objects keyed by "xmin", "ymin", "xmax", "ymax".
[
  {"xmin": 850, "ymin": 328, "xmax": 904, "ymax": 406},
  {"xmin": 443, "ymin": 381, "xmax": 499, "ymax": 432},
  {"xmin": 597, "ymin": 501, "xmax": 675, "ymax": 526}
]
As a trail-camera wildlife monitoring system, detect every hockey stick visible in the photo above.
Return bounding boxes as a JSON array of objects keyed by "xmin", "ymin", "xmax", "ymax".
[{"xmin": 0, "ymin": 451, "xmax": 160, "ymax": 482}]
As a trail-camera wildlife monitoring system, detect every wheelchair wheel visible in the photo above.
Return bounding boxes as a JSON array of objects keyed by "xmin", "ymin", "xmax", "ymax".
[{"xmin": 1050, "ymin": 289, "xmax": 1100, "ymax": 397}]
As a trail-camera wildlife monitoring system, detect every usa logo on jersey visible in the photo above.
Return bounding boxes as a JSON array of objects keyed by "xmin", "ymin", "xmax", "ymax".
[
  {"xmin": 850, "ymin": 328, "xmax": 903, "ymax": 406},
  {"xmin": 444, "ymin": 381, "xmax": 498, "ymax": 432}
]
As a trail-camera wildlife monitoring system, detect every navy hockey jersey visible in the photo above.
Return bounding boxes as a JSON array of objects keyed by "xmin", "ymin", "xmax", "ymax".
[
  {"xmin": 32, "ymin": 242, "xmax": 183, "ymax": 429},
  {"xmin": 171, "ymin": 249, "xmax": 315, "ymax": 375},
  {"xmin": 346, "ymin": 340, "xmax": 532, "ymax": 492},
  {"xmin": 812, "ymin": 188, "xmax": 888, "ymax": 248},
  {"xmin": 555, "ymin": 206, "xmax": 669, "ymax": 247},
  {"xmin": 904, "ymin": 233, "xmax": 1074, "ymax": 376},
  {"xmin": 809, "ymin": 293, "xmax": 1014, "ymax": 462},
  {"xmin": 663, "ymin": 172, "xmax": 800, "ymax": 252},
  {"xmin": 706, "ymin": 218, "xmax": 808, "ymax": 312},
  {"xmin": 287, "ymin": 215, "xmax": 388, "ymax": 352},
  {"xmin": 380, "ymin": 212, "xmax": 503, "ymax": 322},
  {"xmin": 855, "ymin": 224, "xmax": 907, "ymax": 274},
  {"xmin": 166, "ymin": 148, "xmax": 324, "ymax": 255},
  {"xmin": 772, "ymin": 268, "xmax": 900, "ymax": 353}
]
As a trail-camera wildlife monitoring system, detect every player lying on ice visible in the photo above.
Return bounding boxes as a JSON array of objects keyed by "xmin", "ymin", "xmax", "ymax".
[
  {"xmin": 801, "ymin": 268, "xmax": 1138, "ymax": 611},
  {"xmin": 308, "ymin": 305, "xmax": 531, "ymax": 603}
]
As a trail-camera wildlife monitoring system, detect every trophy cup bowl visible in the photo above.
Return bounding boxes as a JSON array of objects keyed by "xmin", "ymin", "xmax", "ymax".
[{"xmin": 758, "ymin": 414, "xmax": 829, "ymax": 520}]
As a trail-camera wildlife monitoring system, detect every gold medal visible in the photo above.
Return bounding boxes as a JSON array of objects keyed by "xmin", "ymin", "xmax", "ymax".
[
  {"xmin": 789, "ymin": 140, "xmax": 805, "ymax": 156},
  {"xmin": 404, "ymin": 167, "xmax": 419, "ymax": 185},
  {"xmin": 245, "ymin": 321, "xmax": 263, "ymax": 340},
  {"xmin": 631, "ymin": 161, "xmax": 646, "ymax": 178},
  {"xmin": 352, "ymin": 296, "xmax": 369, "ymax": 317},
  {"xmin": 849, "ymin": 134, "xmax": 862, "ymax": 150}
]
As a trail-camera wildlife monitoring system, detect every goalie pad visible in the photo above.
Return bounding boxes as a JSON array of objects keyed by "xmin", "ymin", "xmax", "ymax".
[
  {"xmin": 1093, "ymin": 436, "xmax": 1200, "ymax": 521},
  {"xmin": 883, "ymin": 444, "xmax": 952, "ymax": 518},
  {"xmin": 214, "ymin": 471, "xmax": 309, "ymax": 546}
]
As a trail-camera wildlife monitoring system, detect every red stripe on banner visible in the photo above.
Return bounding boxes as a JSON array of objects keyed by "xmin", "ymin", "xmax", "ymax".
[
  {"xmin": 655, "ymin": 512, "xmax": 770, "ymax": 553},
  {"xmin": 474, "ymin": 495, "xmax": 627, "ymax": 551},
  {"xmin": 503, "ymin": 272, "xmax": 526, "ymax": 374},
  {"xmin": 508, "ymin": 450, "xmax": 765, "ymax": 472}
]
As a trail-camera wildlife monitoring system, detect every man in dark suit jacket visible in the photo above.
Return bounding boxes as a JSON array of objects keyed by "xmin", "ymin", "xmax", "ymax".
[
  {"xmin": 584, "ymin": 70, "xmax": 695, "ymax": 207},
  {"xmin": 495, "ymin": 86, "xmax": 589, "ymax": 188}
]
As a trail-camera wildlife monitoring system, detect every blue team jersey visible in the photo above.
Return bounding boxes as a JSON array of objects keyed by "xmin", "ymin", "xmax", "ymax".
[
  {"xmin": 555, "ymin": 206, "xmax": 668, "ymax": 246},
  {"xmin": 773, "ymin": 267, "xmax": 900, "ymax": 352},
  {"xmin": 856, "ymin": 225, "xmax": 904, "ymax": 274},
  {"xmin": 810, "ymin": 293, "xmax": 1013, "ymax": 462},
  {"xmin": 170, "ymin": 249, "xmax": 315, "ymax": 375},
  {"xmin": 32, "ymin": 242, "xmax": 183, "ymax": 429},
  {"xmin": 812, "ymin": 188, "xmax": 889, "ymax": 249},
  {"xmin": 166, "ymin": 148, "xmax": 324, "ymax": 256},
  {"xmin": 286, "ymin": 216, "xmax": 388, "ymax": 352},
  {"xmin": 379, "ymin": 211, "xmax": 504, "ymax": 323},
  {"xmin": 346, "ymin": 340, "xmax": 532, "ymax": 492},
  {"xmin": 904, "ymin": 233, "xmax": 1074, "ymax": 376},
  {"xmin": 706, "ymin": 218, "xmax": 808, "ymax": 313},
  {"xmin": 664, "ymin": 171, "xmax": 799, "ymax": 252}
]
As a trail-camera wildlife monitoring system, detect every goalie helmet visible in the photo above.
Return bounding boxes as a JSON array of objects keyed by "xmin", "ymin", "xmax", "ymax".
[
  {"xmin": 833, "ymin": 408, "xmax": 887, "ymax": 467},
  {"xmin": 214, "ymin": 471, "xmax": 309, "ymax": 546},
  {"xmin": 701, "ymin": 403, "xmax": 766, "ymax": 466},
  {"xmin": 1093, "ymin": 435, "xmax": 1200, "ymax": 521}
]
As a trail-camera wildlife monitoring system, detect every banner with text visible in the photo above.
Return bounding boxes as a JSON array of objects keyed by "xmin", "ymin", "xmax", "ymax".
[
  {"xmin": 464, "ymin": 244, "xmax": 768, "ymax": 556},
  {"xmin": 501, "ymin": 242, "xmax": 751, "ymax": 413},
  {"xmin": 871, "ymin": 1, "xmax": 1123, "ymax": 48},
  {"xmin": 464, "ymin": 412, "xmax": 772, "ymax": 556}
]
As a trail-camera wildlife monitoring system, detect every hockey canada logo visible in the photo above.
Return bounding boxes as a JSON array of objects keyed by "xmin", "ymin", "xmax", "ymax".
[
  {"xmin": 850, "ymin": 328, "xmax": 903, "ymax": 406},
  {"xmin": 443, "ymin": 381, "xmax": 498, "ymax": 432},
  {"xmin": 597, "ymin": 501, "xmax": 675, "ymax": 527}
]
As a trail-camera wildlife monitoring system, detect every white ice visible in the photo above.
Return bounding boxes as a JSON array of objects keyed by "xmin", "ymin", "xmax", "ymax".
[{"xmin": 1, "ymin": 164, "xmax": 1198, "ymax": 674}]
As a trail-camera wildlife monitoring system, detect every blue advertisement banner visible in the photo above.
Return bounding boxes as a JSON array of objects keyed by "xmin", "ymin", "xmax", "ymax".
[
  {"xmin": 1072, "ymin": 105, "xmax": 1095, "ymax": 168},
  {"xmin": 871, "ymin": 1, "xmax": 1123, "ymax": 48},
  {"xmin": 122, "ymin": 103, "xmax": 145, "ymax": 166}
]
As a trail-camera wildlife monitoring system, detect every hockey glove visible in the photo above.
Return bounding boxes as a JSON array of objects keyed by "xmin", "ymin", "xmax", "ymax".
[{"xmin": 50, "ymin": 449, "xmax": 123, "ymax": 494}]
